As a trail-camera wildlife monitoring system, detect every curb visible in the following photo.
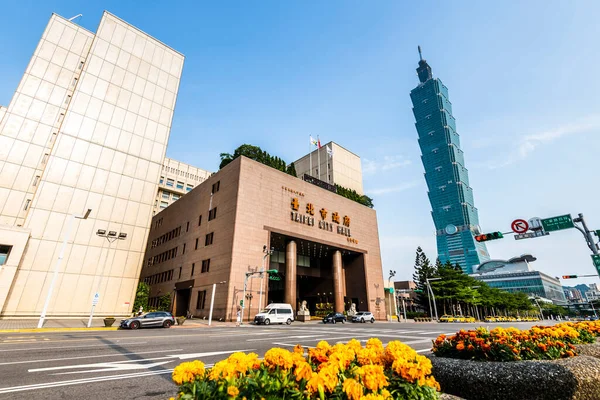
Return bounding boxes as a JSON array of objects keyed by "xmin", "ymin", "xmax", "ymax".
[{"xmin": 0, "ymin": 327, "xmax": 120, "ymax": 333}]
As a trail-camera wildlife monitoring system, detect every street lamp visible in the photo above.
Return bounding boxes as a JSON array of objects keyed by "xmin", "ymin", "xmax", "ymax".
[
  {"xmin": 258, "ymin": 245, "xmax": 274, "ymax": 311},
  {"xmin": 38, "ymin": 209, "xmax": 92, "ymax": 328},
  {"xmin": 86, "ymin": 228, "xmax": 127, "ymax": 328},
  {"xmin": 426, "ymin": 277, "xmax": 441, "ymax": 321},
  {"xmin": 208, "ymin": 281, "xmax": 227, "ymax": 326},
  {"xmin": 388, "ymin": 271, "xmax": 396, "ymax": 321}
]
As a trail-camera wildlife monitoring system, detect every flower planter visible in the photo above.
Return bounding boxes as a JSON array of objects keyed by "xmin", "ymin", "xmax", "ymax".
[
  {"xmin": 429, "ymin": 353, "xmax": 600, "ymax": 400},
  {"xmin": 103, "ymin": 318, "xmax": 115, "ymax": 327},
  {"xmin": 176, "ymin": 317, "xmax": 186, "ymax": 326}
]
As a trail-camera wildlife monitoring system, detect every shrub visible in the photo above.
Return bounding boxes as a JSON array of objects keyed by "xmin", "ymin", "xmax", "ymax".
[
  {"xmin": 432, "ymin": 322, "xmax": 600, "ymax": 362},
  {"xmin": 171, "ymin": 338, "xmax": 440, "ymax": 399}
]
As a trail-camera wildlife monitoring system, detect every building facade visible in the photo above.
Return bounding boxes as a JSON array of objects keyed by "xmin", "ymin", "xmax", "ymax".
[
  {"xmin": 155, "ymin": 157, "xmax": 212, "ymax": 215},
  {"xmin": 140, "ymin": 156, "xmax": 385, "ymax": 321},
  {"xmin": 475, "ymin": 271, "xmax": 567, "ymax": 304},
  {"xmin": 0, "ymin": 12, "xmax": 183, "ymax": 318},
  {"xmin": 293, "ymin": 141, "xmax": 364, "ymax": 195},
  {"xmin": 410, "ymin": 49, "xmax": 489, "ymax": 273}
]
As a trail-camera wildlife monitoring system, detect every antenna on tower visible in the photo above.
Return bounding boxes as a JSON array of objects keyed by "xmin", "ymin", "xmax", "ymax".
[
  {"xmin": 418, "ymin": 45, "xmax": 423, "ymax": 61},
  {"xmin": 68, "ymin": 14, "xmax": 83, "ymax": 22}
]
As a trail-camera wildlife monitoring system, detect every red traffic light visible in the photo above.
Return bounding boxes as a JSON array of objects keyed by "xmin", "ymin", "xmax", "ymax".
[
  {"xmin": 475, "ymin": 232, "xmax": 504, "ymax": 242},
  {"xmin": 562, "ymin": 275, "xmax": 578, "ymax": 279}
]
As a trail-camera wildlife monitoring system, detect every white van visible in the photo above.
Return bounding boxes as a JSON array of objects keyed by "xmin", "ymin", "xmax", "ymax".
[{"xmin": 253, "ymin": 303, "xmax": 294, "ymax": 325}]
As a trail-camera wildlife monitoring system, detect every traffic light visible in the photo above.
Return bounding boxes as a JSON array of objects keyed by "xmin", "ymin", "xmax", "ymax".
[
  {"xmin": 562, "ymin": 275, "xmax": 578, "ymax": 279},
  {"xmin": 475, "ymin": 232, "xmax": 504, "ymax": 242}
]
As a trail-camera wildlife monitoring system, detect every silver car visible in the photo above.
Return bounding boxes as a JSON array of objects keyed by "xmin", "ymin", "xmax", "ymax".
[
  {"xmin": 351, "ymin": 311, "xmax": 375, "ymax": 323},
  {"xmin": 120, "ymin": 311, "xmax": 175, "ymax": 329}
]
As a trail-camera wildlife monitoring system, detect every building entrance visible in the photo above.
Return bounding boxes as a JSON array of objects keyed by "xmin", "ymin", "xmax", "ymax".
[{"xmin": 267, "ymin": 233, "xmax": 367, "ymax": 316}]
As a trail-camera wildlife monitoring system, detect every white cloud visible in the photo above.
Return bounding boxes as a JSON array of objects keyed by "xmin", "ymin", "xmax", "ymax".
[
  {"xmin": 363, "ymin": 155, "xmax": 411, "ymax": 175},
  {"xmin": 483, "ymin": 115, "xmax": 600, "ymax": 169},
  {"xmin": 367, "ymin": 181, "xmax": 421, "ymax": 195}
]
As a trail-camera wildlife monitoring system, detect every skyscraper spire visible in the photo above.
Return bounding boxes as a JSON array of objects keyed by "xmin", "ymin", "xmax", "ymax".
[{"xmin": 416, "ymin": 45, "xmax": 433, "ymax": 83}]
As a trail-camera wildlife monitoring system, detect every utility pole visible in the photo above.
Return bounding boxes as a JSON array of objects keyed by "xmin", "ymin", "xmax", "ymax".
[
  {"xmin": 426, "ymin": 277, "xmax": 440, "ymax": 321},
  {"xmin": 573, "ymin": 213, "xmax": 600, "ymax": 255}
]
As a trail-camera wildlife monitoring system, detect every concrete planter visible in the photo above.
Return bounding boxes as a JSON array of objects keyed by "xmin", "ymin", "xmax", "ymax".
[
  {"xmin": 176, "ymin": 317, "xmax": 186, "ymax": 326},
  {"xmin": 428, "ymin": 352, "xmax": 600, "ymax": 400},
  {"xmin": 103, "ymin": 318, "xmax": 115, "ymax": 327}
]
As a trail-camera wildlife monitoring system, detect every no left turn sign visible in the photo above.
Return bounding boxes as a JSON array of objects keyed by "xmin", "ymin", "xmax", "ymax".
[{"xmin": 511, "ymin": 219, "xmax": 529, "ymax": 234}]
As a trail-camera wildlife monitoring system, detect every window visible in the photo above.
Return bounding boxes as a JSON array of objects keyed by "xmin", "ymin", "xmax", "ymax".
[
  {"xmin": 160, "ymin": 176, "xmax": 164, "ymax": 184},
  {"xmin": 0, "ymin": 245, "xmax": 11, "ymax": 266},
  {"xmin": 71, "ymin": 77, "xmax": 78, "ymax": 87},
  {"xmin": 182, "ymin": 243, "xmax": 186, "ymax": 254},
  {"xmin": 23, "ymin": 199, "xmax": 31, "ymax": 211},
  {"xmin": 196, "ymin": 290, "xmax": 207, "ymax": 309},
  {"xmin": 78, "ymin": 61, "xmax": 84, "ymax": 70},
  {"xmin": 166, "ymin": 178, "xmax": 174, "ymax": 187},
  {"xmin": 198, "ymin": 215, "xmax": 202, "ymax": 226},
  {"xmin": 172, "ymin": 194, "xmax": 180, "ymax": 201},
  {"xmin": 160, "ymin": 201, "xmax": 168, "ymax": 209},
  {"xmin": 65, "ymin": 95, "xmax": 71, "ymax": 105},
  {"xmin": 208, "ymin": 207, "xmax": 217, "ymax": 221},
  {"xmin": 42, "ymin": 153, "xmax": 49, "ymax": 164},
  {"xmin": 32, "ymin": 175, "xmax": 40, "ymax": 187},
  {"xmin": 201, "ymin": 259, "xmax": 210, "ymax": 273},
  {"xmin": 211, "ymin": 181, "xmax": 220, "ymax": 194},
  {"xmin": 179, "ymin": 267, "xmax": 182, "ymax": 279},
  {"xmin": 162, "ymin": 192, "xmax": 169, "ymax": 199},
  {"xmin": 195, "ymin": 238, "xmax": 199, "ymax": 250},
  {"xmin": 205, "ymin": 232, "xmax": 214, "ymax": 246},
  {"xmin": 186, "ymin": 221, "xmax": 189, "ymax": 232},
  {"xmin": 177, "ymin": 181, "xmax": 184, "ymax": 189},
  {"xmin": 186, "ymin": 184, "xmax": 193, "ymax": 192},
  {"xmin": 191, "ymin": 263, "xmax": 195, "ymax": 276}
]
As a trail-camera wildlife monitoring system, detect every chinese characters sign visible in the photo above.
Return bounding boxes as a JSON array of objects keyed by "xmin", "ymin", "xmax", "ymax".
[{"xmin": 289, "ymin": 197, "xmax": 355, "ymax": 242}]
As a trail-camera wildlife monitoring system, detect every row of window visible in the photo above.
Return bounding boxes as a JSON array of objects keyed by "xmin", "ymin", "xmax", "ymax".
[
  {"xmin": 149, "ymin": 246, "xmax": 178, "ymax": 266},
  {"xmin": 151, "ymin": 226, "xmax": 182, "ymax": 248},
  {"xmin": 143, "ymin": 269, "xmax": 174, "ymax": 285},
  {"xmin": 160, "ymin": 176, "xmax": 194, "ymax": 192},
  {"xmin": 162, "ymin": 165, "xmax": 209, "ymax": 182}
]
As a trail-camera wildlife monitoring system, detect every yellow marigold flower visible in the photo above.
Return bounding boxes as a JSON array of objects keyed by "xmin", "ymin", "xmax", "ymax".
[
  {"xmin": 366, "ymin": 338, "xmax": 384, "ymax": 351},
  {"xmin": 343, "ymin": 378, "xmax": 364, "ymax": 400},
  {"xmin": 294, "ymin": 361, "xmax": 313, "ymax": 382},
  {"xmin": 294, "ymin": 344, "xmax": 304, "ymax": 354},
  {"xmin": 227, "ymin": 386, "xmax": 239, "ymax": 398},
  {"xmin": 356, "ymin": 364, "xmax": 388, "ymax": 391},
  {"xmin": 264, "ymin": 348, "xmax": 294, "ymax": 370},
  {"xmin": 359, "ymin": 394, "xmax": 385, "ymax": 400},
  {"xmin": 306, "ymin": 372, "xmax": 325, "ymax": 394},
  {"xmin": 347, "ymin": 339, "xmax": 363, "ymax": 353},
  {"xmin": 317, "ymin": 363, "xmax": 340, "ymax": 392},
  {"xmin": 381, "ymin": 389, "xmax": 393, "ymax": 399},
  {"xmin": 172, "ymin": 360, "xmax": 205, "ymax": 385}
]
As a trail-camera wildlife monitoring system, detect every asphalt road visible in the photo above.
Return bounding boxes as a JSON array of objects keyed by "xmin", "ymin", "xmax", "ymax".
[{"xmin": 0, "ymin": 320, "xmax": 548, "ymax": 399}]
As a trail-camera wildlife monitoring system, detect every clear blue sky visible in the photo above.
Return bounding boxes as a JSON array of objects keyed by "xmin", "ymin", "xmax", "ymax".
[{"xmin": 2, "ymin": 1, "xmax": 600, "ymax": 289}]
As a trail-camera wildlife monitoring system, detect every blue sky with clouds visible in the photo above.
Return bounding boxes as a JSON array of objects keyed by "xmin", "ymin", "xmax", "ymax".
[{"xmin": 2, "ymin": 1, "xmax": 600, "ymax": 288}]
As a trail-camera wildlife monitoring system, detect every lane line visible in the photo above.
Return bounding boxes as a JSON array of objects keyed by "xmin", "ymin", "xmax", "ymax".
[
  {"xmin": 0, "ymin": 348, "xmax": 184, "ymax": 366},
  {"xmin": 0, "ymin": 342, "xmax": 147, "ymax": 352}
]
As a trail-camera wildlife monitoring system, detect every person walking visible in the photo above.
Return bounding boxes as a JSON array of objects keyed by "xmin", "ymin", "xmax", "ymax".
[{"xmin": 236, "ymin": 308, "xmax": 241, "ymax": 327}]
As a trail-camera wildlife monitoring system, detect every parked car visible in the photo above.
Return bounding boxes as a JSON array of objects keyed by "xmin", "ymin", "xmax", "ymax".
[
  {"xmin": 351, "ymin": 311, "xmax": 375, "ymax": 323},
  {"xmin": 120, "ymin": 311, "xmax": 175, "ymax": 329},
  {"xmin": 439, "ymin": 315, "xmax": 454, "ymax": 323},
  {"xmin": 253, "ymin": 303, "xmax": 294, "ymax": 325},
  {"xmin": 323, "ymin": 312, "xmax": 346, "ymax": 324}
]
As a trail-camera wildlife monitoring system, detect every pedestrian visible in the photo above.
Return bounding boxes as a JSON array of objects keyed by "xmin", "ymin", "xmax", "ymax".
[
  {"xmin": 137, "ymin": 306, "xmax": 143, "ymax": 316},
  {"xmin": 236, "ymin": 308, "xmax": 241, "ymax": 327}
]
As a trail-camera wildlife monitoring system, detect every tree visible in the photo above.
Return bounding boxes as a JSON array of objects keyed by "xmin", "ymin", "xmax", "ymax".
[
  {"xmin": 157, "ymin": 294, "xmax": 172, "ymax": 312},
  {"xmin": 412, "ymin": 247, "xmax": 436, "ymax": 313},
  {"xmin": 286, "ymin": 162, "xmax": 298, "ymax": 177},
  {"xmin": 132, "ymin": 282, "xmax": 150, "ymax": 314}
]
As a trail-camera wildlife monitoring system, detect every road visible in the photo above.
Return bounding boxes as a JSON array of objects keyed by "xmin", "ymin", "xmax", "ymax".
[{"xmin": 0, "ymin": 321, "xmax": 545, "ymax": 399}]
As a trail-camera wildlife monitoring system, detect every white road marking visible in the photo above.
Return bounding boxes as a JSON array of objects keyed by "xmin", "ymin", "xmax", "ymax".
[
  {"xmin": 29, "ymin": 357, "xmax": 174, "ymax": 373},
  {"xmin": 0, "ymin": 348, "xmax": 184, "ymax": 366},
  {"xmin": 0, "ymin": 342, "xmax": 146, "ymax": 352},
  {"xmin": 416, "ymin": 349, "xmax": 432, "ymax": 353},
  {"xmin": 170, "ymin": 349, "xmax": 257, "ymax": 360}
]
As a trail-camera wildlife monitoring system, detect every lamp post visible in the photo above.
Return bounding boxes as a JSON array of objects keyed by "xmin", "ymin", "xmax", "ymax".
[
  {"xmin": 388, "ymin": 271, "xmax": 396, "ymax": 321},
  {"xmin": 426, "ymin": 277, "xmax": 441, "ymax": 321},
  {"xmin": 258, "ymin": 245, "xmax": 274, "ymax": 311},
  {"xmin": 38, "ymin": 209, "xmax": 91, "ymax": 328},
  {"xmin": 246, "ymin": 292, "xmax": 254, "ymax": 321},
  {"xmin": 87, "ymin": 229, "xmax": 127, "ymax": 328},
  {"xmin": 208, "ymin": 281, "xmax": 227, "ymax": 326}
]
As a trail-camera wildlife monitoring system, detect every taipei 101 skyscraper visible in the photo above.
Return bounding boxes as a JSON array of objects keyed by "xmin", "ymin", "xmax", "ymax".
[{"xmin": 410, "ymin": 47, "xmax": 489, "ymax": 273}]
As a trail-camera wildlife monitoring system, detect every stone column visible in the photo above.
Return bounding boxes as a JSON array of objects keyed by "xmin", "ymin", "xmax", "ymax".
[
  {"xmin": 285, "ymin": 240, "xmax": 297, "ymax": 311},
  {"xmin": 333, "ymin": 250, "xmax": 344, "ymax": 313}
]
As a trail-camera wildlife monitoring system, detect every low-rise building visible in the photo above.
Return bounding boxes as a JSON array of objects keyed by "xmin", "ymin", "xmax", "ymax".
[{"xmin": 155, "ymin": 157, "xmax": 212, "ymax": 215}]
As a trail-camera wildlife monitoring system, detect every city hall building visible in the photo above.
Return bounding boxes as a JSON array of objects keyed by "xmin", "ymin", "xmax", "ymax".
[{"xmin": 140, "ymin": 156, "xmax": 385, "ymax": 321}]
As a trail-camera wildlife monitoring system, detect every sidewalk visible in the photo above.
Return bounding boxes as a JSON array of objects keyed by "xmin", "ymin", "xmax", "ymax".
[{"xmin": 0, "ymin": 318, "xmax": 118, "ymax": 333}]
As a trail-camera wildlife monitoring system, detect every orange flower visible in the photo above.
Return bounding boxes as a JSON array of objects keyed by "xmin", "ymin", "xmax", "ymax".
[
  {"xmin": 456, "ymin": 342, "xmax": 465, "ymax": 351},
  {"xmin": 467, "ymin": 344, "xmax": 474, "ymax": 351}
]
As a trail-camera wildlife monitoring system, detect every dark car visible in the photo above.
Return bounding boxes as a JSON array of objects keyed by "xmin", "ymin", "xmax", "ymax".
[
  {"xmin": 322, "ymin": 312, "xmax": 346, "ymax": 324},
  {"xmin": 120, "ymin": 311, "xmax": 175, "ymax": 329}
]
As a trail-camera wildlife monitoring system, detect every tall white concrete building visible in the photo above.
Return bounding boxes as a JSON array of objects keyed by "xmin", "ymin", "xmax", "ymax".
[
  {"xmin": 0, "ymin": 11, "xmax": 184, "ymax": 318},
  {"xmin": 293, "ymin": 141, "xmax": 364, "ymax": 195}
]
